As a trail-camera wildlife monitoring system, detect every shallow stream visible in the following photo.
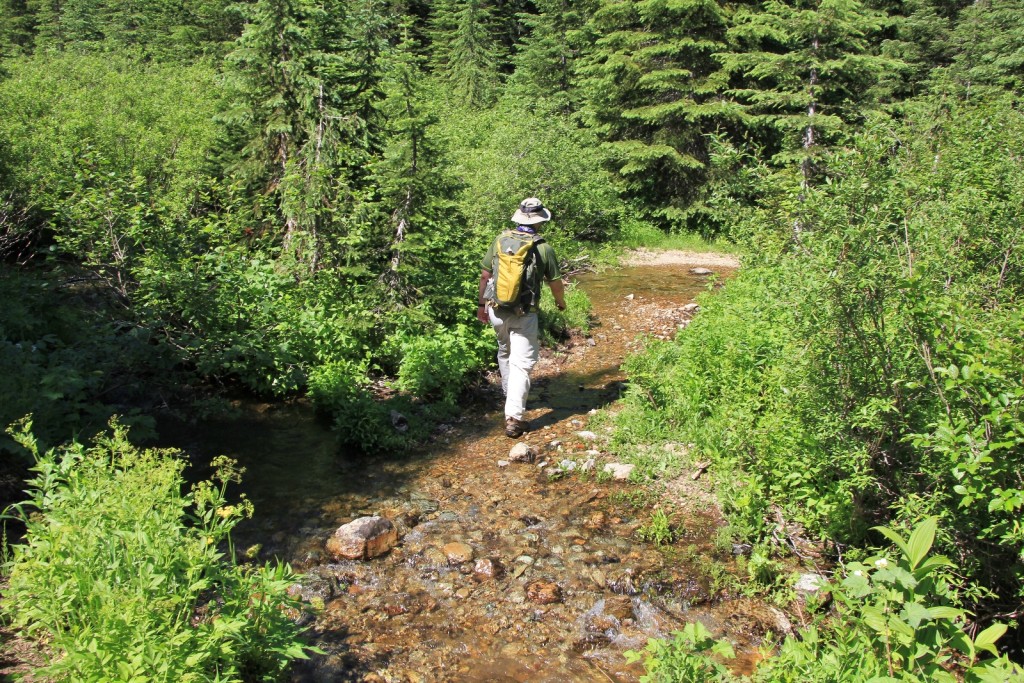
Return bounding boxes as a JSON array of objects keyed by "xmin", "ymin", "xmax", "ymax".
[{"xmin": 159, "ymin": 260, "xmax": 793, "ymax": 682}]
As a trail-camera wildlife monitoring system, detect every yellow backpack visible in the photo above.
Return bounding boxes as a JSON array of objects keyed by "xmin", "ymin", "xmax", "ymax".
[{"xmin": 486, "ymin": 231, "xmax": 543, "ymax": 311}]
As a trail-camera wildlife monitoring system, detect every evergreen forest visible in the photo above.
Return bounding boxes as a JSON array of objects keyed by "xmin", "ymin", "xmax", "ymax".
[{"xmin": 0, "ymin": 0, "xmax": 1023, "ymax": 679}]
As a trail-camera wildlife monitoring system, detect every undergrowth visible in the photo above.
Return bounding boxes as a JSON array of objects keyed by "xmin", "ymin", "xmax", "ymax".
[{"xmin": 1, "ymin": 418, "xmax": 314, "ymax": 682}]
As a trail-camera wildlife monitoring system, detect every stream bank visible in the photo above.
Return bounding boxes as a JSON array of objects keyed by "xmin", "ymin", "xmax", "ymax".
[{"xmin": 159, "ymin": 251, "xmax": 801, "ymax": 683}]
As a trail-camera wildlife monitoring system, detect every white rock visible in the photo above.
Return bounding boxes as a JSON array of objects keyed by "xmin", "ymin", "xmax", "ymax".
[
  {"xmin": 497, "ymin": 460, "xmax": 510, "ymax": 467},
  {"xmin": 577, "ymin": 431, "xmax": 598, "ymax": 441},
  {"xmin": 580, "ymin": 458, "xmax": 596, "ymax": 472},
  {"xmin": 794, "ymin": 573, "xmax": 829, "ymax": 594},
  {"xmin": 682, "ymin": 303, "xmax": 700, "ymax": 314},
  {"xmin": 603, "ymin": 463, "xmax": 636, "ymax": 481},
  {"xmin": 509, "ymin": 442, "xmax": 535, "ymax": 463},
  {"xmin": 690, "ymin": 268, "xmax": 713, "ymax": 276}
]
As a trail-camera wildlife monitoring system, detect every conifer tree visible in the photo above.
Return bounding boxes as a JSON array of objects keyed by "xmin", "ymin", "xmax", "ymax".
[
  {"xmin": 367, "ymin": 27, "xmax": 467, "ymax": 316},
  {"xmin": 578, "ymin": 0, "xmax": 738, "ymax": 231},
  {"xmin": 508, "ymin": 0, "xmax": 594, "ymax": 110},
  {"xmin": 720, "ymin": 0, "xmax": 900, "ymax": 187},
  {"xmin": 224, "ymin": 0, "xmax": 388, "ymax": 269},
  {"xmin": 942, "ymin": 0, "xmax": 1024, "ymax": 92},
  {"xmin": 430, "ymin": 0, "xmax": 504, "ymax": 106},
  {"xmin": 0, "ymin": 0, "xmax": 35, "ymax": 56},
  {"xmin": 870, "ymin": 0, "xmax": 959, "ymax": 99}
]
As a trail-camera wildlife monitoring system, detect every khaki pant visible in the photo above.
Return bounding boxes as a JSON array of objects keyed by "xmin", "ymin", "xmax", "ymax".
[{"xmin": 487, "ymin": 306, "xmax": 539, "ymax": 420}]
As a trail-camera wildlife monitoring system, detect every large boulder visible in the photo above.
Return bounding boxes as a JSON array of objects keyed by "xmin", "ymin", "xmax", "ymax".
[{"xmin": 325, "ymin": 516, "xmax": 398, "ymax": 561}]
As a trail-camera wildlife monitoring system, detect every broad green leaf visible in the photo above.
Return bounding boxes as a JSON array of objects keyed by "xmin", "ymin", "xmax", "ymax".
[
  {"xmin": 900, "ymin": 601, "xmax": 931, "ymax": 627},
  {"xmin": 973, "ymin": 623, "xmax": 1007, "ymax": 657},
  {"xmin": 926, "ymin": 606, "xmax": 964, "ymax": 620},
  {"xmin": 907, "ymin": 516, "xmax": 938, "ymax": 569},
  {"xmin": 872, "ymin": 525, "xmax": 909, "ymax": 557}
]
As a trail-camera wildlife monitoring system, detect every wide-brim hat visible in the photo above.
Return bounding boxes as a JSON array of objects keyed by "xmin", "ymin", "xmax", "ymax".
[{"xmin": 511, "ymin": 197, "xmax": 552, "ymax": 224}]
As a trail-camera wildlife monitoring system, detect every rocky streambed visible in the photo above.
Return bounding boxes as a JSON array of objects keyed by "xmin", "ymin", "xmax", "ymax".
[{"xmin": 162, "ymin": 253, "xmax": 808, "ymax": 682}]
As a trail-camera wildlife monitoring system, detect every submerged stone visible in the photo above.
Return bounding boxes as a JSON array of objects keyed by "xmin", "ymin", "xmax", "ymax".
[
  {"xmin": 442, "ymin": 541, "xmax": 475, "ymax": 564},
  {"xmin": 472, "ymin": 557, "xmax": 505, "ymax": 581},
  {"xmin": 526, "ymin": 580, "xmax": 562, "ymax": 605}
]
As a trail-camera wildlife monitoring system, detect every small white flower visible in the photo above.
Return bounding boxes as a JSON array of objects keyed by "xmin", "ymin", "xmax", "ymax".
[{"xmin": 874, "ymin": 558, "xmax": 889, "ymax": 569}]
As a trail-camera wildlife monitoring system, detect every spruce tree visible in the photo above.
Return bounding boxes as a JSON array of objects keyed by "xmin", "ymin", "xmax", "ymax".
[
  {"xmin": 0, "ymin": 0, "xmax": 35, "ymax": 56},
  {"xmin": 367, "ymin": 27, "xmax": 467, "ymax": 317},
  {"xmin": 720, "ymin": 0, "xmax": 900, "ymax": 186},
  {"xmin": 430, "ymin": 0, "xmax": 504, "ymax": 106},
  {"xmin": 578, "ymin": 0, "xmax": 738, "ymax": 231},
  {"xmin": 508, "ymin": 0, "xmax": 594, "ymax": 110},
  {"xmin": 224, "ymin": 0, "xmax": 387, "ymax": 269},
  {"xmin": 942, "ymin": 0, "xmax": 1024, "ymax": 93}
]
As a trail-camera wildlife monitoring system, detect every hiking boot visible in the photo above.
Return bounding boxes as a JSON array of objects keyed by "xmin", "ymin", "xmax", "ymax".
[{"xmin": 505, "ymin": 416, "xmax": 527, "ymax": 438}]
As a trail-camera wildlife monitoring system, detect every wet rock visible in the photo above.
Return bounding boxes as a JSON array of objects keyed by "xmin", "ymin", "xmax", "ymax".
[
  {"xmin": 472, "ymin": 558, "xmax": 505, "ymax": 581},
  {"xmin": 509, "ymin": 442, "xmax": 536, "ymax": 463},
  {"xmin": 603, "ymin": 463, "xmax": 636, "ymax": 480},
  {"xmin": 325, "ymin": 516, "xmax": 398, "ymax": 561},
  {"xmin": 576, "ymin": 430, "xmax": 598, "ymax": 441},
  {"xmin": 442, "ymin": 541, "xmax": 475, "ymax": 564},
  {"xmin": 583, "ymin": 596, "xmax": 632, "ymax": 636},
  {"xmin": 584, "ymin": 511, "xmax": 607, "ymax": 530},
  {"xmin": 689, "ymin": 268, "xmax": 713, "ymax": 276},
  {"xmin": 393, "ymin": 511, "xmax": 420, "ymax": 536},
  {"xmin": 421, "ymin": 546, "xmax": 447, "ymax": 567},
  {"xmin": 608, "ymin": 569, "xmax": 639, "ymax": 595},
  {"xmin": 526, "ymin": 580, "xmax": 563, "ymax": 605}
]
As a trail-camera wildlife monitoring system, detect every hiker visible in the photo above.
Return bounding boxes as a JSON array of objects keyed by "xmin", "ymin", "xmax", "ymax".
[{"xmin": 476, "ymin": 197, "xmax": 567, "ymax": 438}]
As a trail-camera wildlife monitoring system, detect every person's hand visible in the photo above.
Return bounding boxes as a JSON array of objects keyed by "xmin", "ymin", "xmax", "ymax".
[{"xmin": 476, "ymin": 304, "xmax": 490, "ymax": 323}]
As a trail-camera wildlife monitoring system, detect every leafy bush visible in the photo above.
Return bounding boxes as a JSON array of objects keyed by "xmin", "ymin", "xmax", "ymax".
[
  {"xmin": 538, "ymin": 281, "xmax": 592, "ymax": 345},
  {"xmin": 613, "ymin": 94, "xmax": 1024, "ymax": 602},
  {"xmin": 2, "ymin": 418, "xmax": 313, "ymax": 682},
  {"xmin": 629, "ymin": 519, "xmax": 1024, "ymax": 683},
  {"xmin": 393, "ymin": 323, "xmax": 492, "ymax": 403},
  {"xmin": 435, "ymin": 94, "xmax": 624, "ymax": 247}
]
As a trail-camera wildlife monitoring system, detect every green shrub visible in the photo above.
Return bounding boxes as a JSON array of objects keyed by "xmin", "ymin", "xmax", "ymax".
[
  {"xmin": 630, "ymin": 519, "xmax": 1023, "ymax": 683},
  {"xmin": 538, "ymin": 281, "xmax": 592, "ymax": 345},
  {"xmin": 393, "ymin": 323, "xmax": 492, "ymax": 403},
  {"xmin": 613, "ymin": 94, "xmax": 1024, "ymax": 602},
  {"xmin": 3, "ymin": 418, "xmax": 313, "ymax": 682}
]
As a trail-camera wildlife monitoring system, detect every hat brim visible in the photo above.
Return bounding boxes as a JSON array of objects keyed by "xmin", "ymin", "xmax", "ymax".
[{"xmin": 510, "ymin": 207, "xmax": 552, "ymax": 224}]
